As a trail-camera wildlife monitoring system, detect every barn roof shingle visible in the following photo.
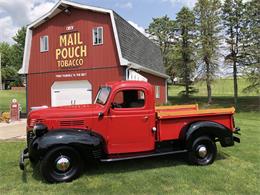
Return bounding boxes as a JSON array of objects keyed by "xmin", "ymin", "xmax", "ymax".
[{"xmin": 113, "ymin": 12, "xmax": 165, "ymax": 75}]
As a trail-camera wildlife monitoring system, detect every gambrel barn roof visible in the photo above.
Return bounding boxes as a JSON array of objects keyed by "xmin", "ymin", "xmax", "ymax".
[
  {"xmin": 19, "ymin": 0, "xmax": 167, "ymax": 78},
  {"xmin": 113, "ymin": 12, "xmax": 165, "ymax": 75}
]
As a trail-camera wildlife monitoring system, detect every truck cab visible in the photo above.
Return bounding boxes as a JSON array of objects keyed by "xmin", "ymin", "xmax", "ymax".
[
  {"xmin": 101, "ymin": 81, "xmax": 156, "ymax": 154},
  {"xmin": 20, "ymin": 81, "xmax": 240, "ymax": 183}
]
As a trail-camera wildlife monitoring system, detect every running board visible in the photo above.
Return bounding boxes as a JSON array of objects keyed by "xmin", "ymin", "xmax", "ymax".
[{"xmin": 100, "ymin": 149, "xmax": 188, "ymax": 162}]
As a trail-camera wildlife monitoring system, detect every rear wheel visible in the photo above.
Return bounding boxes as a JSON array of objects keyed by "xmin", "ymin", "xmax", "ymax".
[
  {"xmin": 40, "ymin": 146, "xmax": 83, "ymax": 183},
  {"xmin": 188, "ymin": 136, "xmax": 217, "ymax": 165}
]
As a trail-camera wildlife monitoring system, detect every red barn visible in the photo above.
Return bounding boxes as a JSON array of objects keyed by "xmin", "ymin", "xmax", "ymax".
[{"xmin": 19, "ymin": 0, "xmax": 168, "ymax": 111}]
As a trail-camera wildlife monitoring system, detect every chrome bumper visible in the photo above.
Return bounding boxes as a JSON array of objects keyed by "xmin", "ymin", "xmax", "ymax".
[
  {"xmin": 233, "ymin": 127, "xmax": 241, "ymax": 143},
  {"xmin": 19, "ymin": 148, "xmax": 29, "ymax": 170}
]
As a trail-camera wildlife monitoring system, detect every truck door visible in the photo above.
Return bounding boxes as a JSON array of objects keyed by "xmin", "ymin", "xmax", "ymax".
[{"xmin": 108, "ymin": 88, "xmax": 155, "ymax": 154}]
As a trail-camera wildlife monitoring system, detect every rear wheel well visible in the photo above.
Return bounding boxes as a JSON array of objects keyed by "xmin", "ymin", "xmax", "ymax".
[
  {"xmin": 186, "ymin": 128, "xmax": 215, "ymax": 145},
  {"xmin": 182, "ymin": 121, "xmax": 233, "ymax": 148}
]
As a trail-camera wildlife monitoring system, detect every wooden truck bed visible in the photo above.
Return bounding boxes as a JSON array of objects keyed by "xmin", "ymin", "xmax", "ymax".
[
  {"xmin": 156, "ymin": 106, "xmax": 235, "ymax": 141},
  {"xmin": 157, "ymin": 107, "xmax": 235, "ymax": 119}
]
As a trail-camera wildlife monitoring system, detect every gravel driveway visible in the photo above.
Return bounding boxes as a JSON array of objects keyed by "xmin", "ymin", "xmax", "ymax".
[{"xmin": 0, "ymin": 119, "xmax": 27, "ymax": 140}]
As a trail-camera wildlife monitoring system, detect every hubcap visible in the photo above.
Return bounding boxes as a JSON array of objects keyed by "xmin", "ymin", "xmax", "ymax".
[
  {"xmin": 56, "ymin": 156, "xmax": 70, "ymax": 172},
  {"xmin": 197, "ymin": 145, "xmax": 207, "ymax": 158}
]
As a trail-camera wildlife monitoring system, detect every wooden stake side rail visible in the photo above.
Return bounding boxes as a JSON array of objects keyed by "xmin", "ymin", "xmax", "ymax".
[
  {"xmin": 157, "ymin": 107, "xmax": 235, "ymax": 119},
  {"xmin": 156, "ymin": 104, "xmax": 198, "ymax": 112}
]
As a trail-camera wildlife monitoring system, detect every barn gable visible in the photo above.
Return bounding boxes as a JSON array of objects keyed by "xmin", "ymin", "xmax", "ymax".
[{"xmin": 19, "ymin": 0, "xmax": 168, "ymax": 79}]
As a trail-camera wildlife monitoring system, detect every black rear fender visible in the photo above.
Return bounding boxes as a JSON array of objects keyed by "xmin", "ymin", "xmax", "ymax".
[
  {"xmin": 29, "ymin": 129, "xmax": 105, "ymax": 161},
  {"xmin": 182, "ymin": 121, "xmax": 234, "ymax": 147}
]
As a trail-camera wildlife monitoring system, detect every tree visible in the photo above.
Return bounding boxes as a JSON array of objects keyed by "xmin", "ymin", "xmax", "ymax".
[
  {"xmin": 222, "ymin": 0, "xmax": 244, "ymax": 108},
  {"xmin": 194, "ymin": 0, "xmax": 222, "ymax": 104},
  {"xmin": 175, "ymin": 7, "xmax": 197, "ymax": 97},
  {"xmin": 241, "ymin": 0, "xmax": 260, "ymax": 93},
  {"xmin": 147, "ymin": 16, "xmax": 177, "ymax": 80},
  {"xmin": 0, "ymin": 42, "xmax": 17, "ymax": 83},
  {"xmin": 0, "ymin": 26, "xmax": 26, "ymax": 88},
  {"xmin": 12, "ymin": 26, "xmax": 26, "ymax": 70}
]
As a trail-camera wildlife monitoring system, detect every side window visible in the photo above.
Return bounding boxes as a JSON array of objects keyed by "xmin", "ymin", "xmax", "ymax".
[
  {"xmin": 155, "ymin": 86, "xmax": 160, "ymax": 99},
  {"xmin": 93, "ymin": 27, "xmax": 103, "ymax": 45},
  {"xmin": 112, "ymin": 90, "xmax": 145, "ymax": 109},
  {"xmin": 40, "ymin": 36, "xmax": 48, "ymax": 52}
]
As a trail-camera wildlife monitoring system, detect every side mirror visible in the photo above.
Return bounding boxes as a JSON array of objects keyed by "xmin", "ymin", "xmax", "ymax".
[
  {"xmin": 111, "ymin": 103, "xmax": 115, "ymax": 109},
  {"xmin": 98, "ymin": 112, "xmax": 104, "ymax": 118}
]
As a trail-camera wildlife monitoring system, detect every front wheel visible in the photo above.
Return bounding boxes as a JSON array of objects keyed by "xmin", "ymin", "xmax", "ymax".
[
  {"xmin": 188, "ymin": 136, "xmax": 217, "ymax": 166},
  {"xmin": 40, "ymin": 146, "xmax": 83, "ymax": 183}
]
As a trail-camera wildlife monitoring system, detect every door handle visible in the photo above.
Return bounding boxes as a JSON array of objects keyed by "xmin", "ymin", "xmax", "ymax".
[{"xmin": 144, "ymin": 116, "xmax": 149, "ymax": 120}]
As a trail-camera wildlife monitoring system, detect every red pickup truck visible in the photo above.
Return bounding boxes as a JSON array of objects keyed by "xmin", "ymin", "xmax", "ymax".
[{"xmin": 19, "ymin": 81, "xmax": 240, "ymax": 183}]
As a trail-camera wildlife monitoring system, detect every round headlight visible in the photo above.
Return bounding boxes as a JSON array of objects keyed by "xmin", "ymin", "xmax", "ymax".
[{"xmin": 33, "ymin": 124, "xmax": 48, "ymax": 137}]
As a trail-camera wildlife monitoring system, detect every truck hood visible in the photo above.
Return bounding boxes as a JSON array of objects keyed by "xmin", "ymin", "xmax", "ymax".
[{"xmin": 28, "ymin": 104, "xmax": 104, "ymax": 120}]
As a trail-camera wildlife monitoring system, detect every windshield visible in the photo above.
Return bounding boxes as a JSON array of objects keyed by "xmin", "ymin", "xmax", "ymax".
[{"xmin": 95, "ymin": 87, "xmax": 111, "ymax": 105}]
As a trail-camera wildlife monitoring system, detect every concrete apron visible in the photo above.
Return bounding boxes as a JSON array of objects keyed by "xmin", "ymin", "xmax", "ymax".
[{"xmin": 0, "ymin": 119, "xmax": 26, "ymax": 140}]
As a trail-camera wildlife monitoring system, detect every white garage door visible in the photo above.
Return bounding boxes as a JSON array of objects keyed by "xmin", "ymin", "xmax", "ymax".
[{"xmin": 51, "ymin": 80, "xmax": 92, "ymax": 107}]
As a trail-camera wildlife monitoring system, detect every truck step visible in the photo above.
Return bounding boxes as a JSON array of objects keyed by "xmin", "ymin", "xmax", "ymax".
[{"xmin": 100, "ymin": 149, "xmax": 188, "ymax": 162}]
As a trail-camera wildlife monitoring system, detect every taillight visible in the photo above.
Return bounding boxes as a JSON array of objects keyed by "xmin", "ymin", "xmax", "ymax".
[{"xmin": 232, "ymin": 116, "xmax": 235, "ymax": 129}]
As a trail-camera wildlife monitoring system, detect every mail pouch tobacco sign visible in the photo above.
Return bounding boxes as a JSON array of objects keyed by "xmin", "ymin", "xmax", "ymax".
[{"xmin": 56, "ymin": 32, "xmax": 87, "ymax": 68}]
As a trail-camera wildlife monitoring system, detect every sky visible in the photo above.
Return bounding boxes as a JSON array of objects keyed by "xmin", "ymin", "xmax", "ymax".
[{"xmin": 0, "ymin": 0, "xmax": 197, "ymax": 44}]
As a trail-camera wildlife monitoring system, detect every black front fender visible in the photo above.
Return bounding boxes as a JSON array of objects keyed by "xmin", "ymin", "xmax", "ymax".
[
  {"xmin": 183, "ymin": 121, "xmax": 234, "ymax": 147},
  {"xmin": 29, "ymin": 129, "xmax": 105, "ymax": 161}
]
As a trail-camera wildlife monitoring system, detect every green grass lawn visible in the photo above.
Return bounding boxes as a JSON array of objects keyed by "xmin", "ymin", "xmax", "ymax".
[
  {"xmin": 168, "ymin": 78, "xmax": 260, "ymax": 112},
  {"xmin": 0, "ymin": 112, "xmax": 259, "ymax": 194},
  {"xmin": 169, "ymin": 78, "xmax": 259, "ymax": 97},
  {"xmin": 0, "ymin": 90, "xmax": 26, "ymax": 113}
]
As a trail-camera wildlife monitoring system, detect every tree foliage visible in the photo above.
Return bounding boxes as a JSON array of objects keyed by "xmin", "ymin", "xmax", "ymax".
[
  {"xmin": 0, "ymin": 26, "xmax": 26, "ymax": 87},
  {"xmin": 174, "ymin": 7, "xmax": 197, "ymax": 97},
  {"xmin": 222, "ymin": 0, "xmax": 244, "ymax": 107},
  {"xmin": 146, "ymin": 0, "xmax": 259, "ymax": 100},
  {"xmin": 12, "ymin": 26, "xmax": 26, "ymax": 70},
  {"xmin": 147, "ymin": 16, "xmax": 177, "ymax": 79},
  {"xmin": 241, "ymin": 0, "xmax": 260, "ymax": 93},
  {"xmin": 0, "ymin": 42, "xmax": 17, "ymax": 81},
  {"xmin": 194, "ymin": 0, "xmax": 222, "ymax": 104}
]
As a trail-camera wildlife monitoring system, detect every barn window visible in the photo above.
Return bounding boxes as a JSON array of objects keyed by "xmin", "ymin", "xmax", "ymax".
[
  {"xmin": 93, "ymin": 27, "xmax": 103, "ymax": 45},
  {"xmin": 40, "ymin": 36, "xmax": 49, "ymax": 52},
  {"xmin": 155, "ymin": 86, "xmax": 160, "ymax": 99}
]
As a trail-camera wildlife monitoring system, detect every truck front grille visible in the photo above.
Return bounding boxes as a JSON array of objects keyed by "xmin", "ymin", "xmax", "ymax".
[
  {"xmin": 60, "ymin": 120, "xmax": 85, "ymax": 127},
  {"xmin": 27, "ymin": 131, "xmax": 34, "ymax": 147}
]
